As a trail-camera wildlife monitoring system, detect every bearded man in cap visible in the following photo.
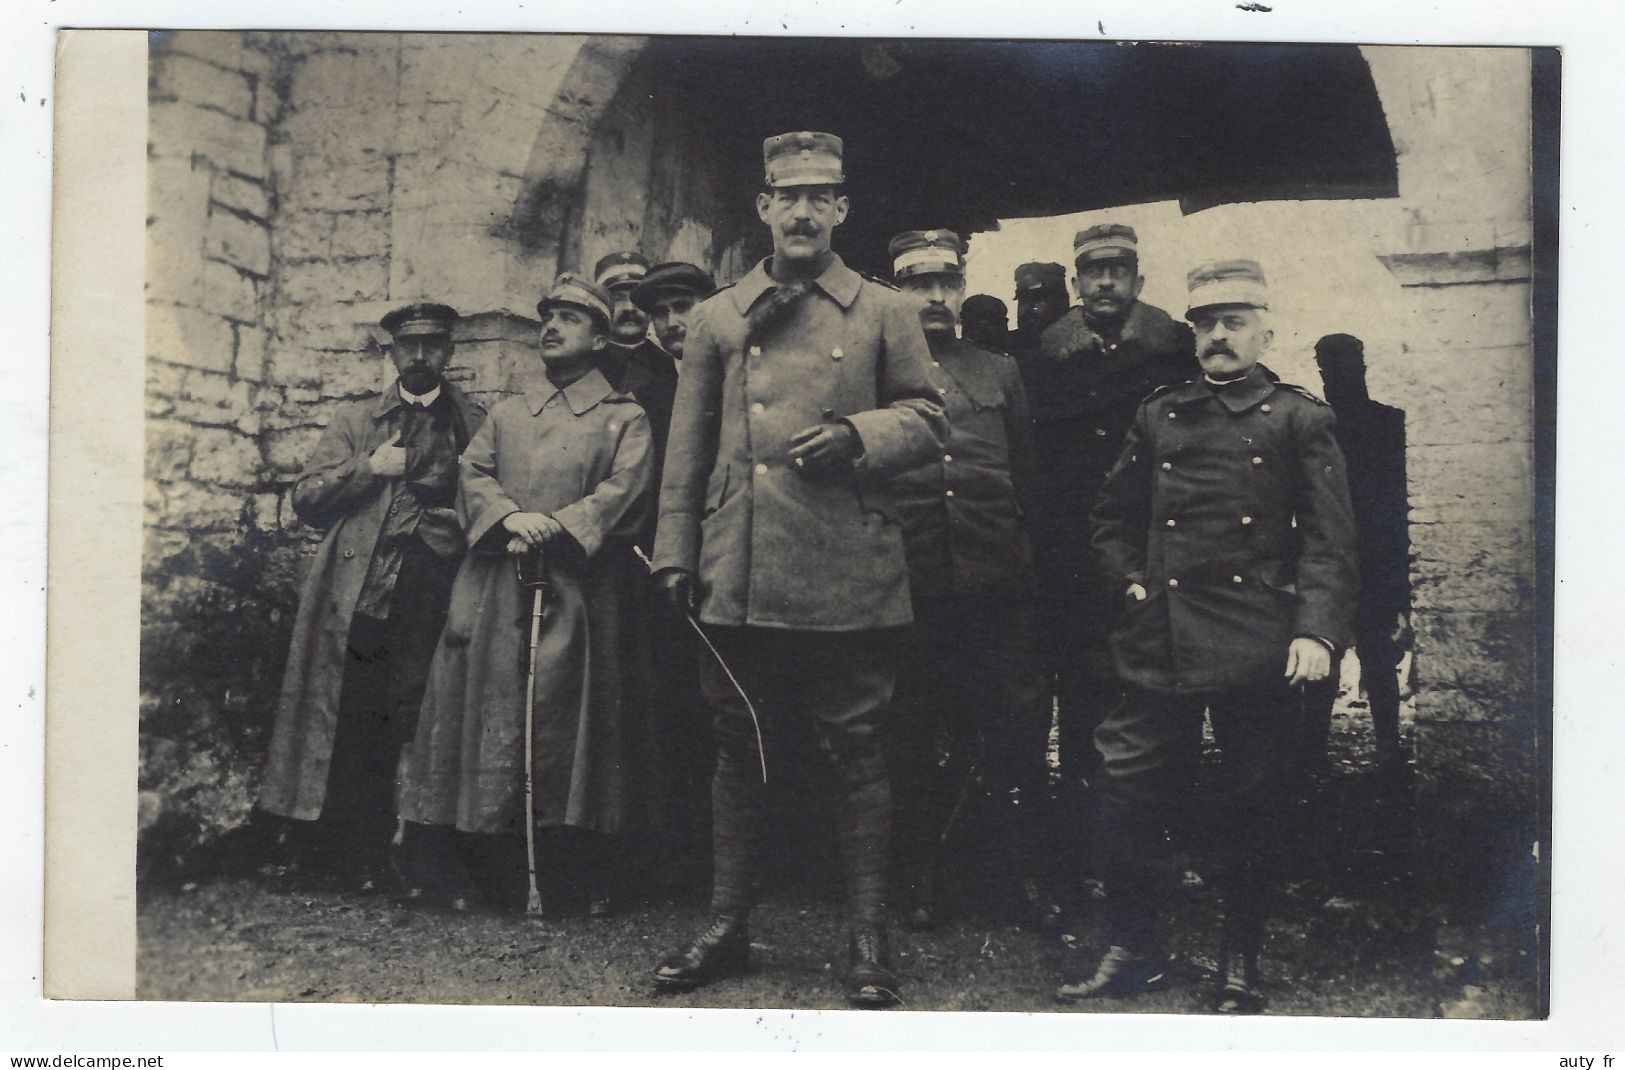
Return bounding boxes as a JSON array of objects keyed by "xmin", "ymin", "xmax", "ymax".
[
  {"xmin": 650, "ymin": 131, "xmax": 946, "ymax": 1008},
  {"xmin": 1062, "ymin": 260, "xmax": 1356, "ymax": 1013},
  {"xmin": 1028, "ymin": 225, "xmax": 1198, "ymax": 869},
  {"xmin": 882, "ymin": 229, "xmax": 1055, "ymax": 932},
  {"xmin": 398, "ymin": 274, "xmax": 654, "ymax": 916},
  {"xmin": 258, "ymin": 303, "xmax": 485, "ymax": 891}
]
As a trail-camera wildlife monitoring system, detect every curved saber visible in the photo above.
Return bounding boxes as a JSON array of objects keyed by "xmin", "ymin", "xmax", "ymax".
[{"xmin": 633, "ymin": 546, "xmax": 767, "ymax": 784}]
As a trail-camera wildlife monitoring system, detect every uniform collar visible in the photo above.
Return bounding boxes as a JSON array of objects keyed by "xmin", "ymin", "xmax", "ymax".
[
  {"xmin": 523, "ymin": 367, "xmax": 617, "ymax": 416},
  {"xmin": 1200, "ymin": 364, "xmax": 1276, "ymax": 413},
  {"xmin": 729, "ymin": 254, "xmax": 862, "ymax": 315},
  {"xmin": 373, "ymin": 379, "xmax": 442, "ymax": 419}
]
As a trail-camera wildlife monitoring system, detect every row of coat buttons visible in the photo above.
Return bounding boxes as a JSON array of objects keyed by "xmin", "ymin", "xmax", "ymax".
[
  {"xmin": 1166, "ymin": 575, "xmax": 1248, "ymax": 587},
  {"xmin": 748, "ymin": 346, "xmax": 845, "ymax": 360},
  {"xmin": 1168, "ymin": 403, "xmax": 1272, "ymax": 419},
  {"xmin": 1163, "ymin": 516, "xmax": 1254, "ymax": 526}
]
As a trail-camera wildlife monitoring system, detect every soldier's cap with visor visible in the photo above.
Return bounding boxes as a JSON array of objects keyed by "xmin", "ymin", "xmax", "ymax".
[
  {"xmin": 1073, "ymin": 223, "xmax": 1138, "ymax": 266},
  {"xmin": 1014, "ymin": 261, "xmax": 1068, "ymax": 293},
  {"xmin": 763, "ymin": 130, "xmax": 845, "ymax": 188},
  {"xmin": 631, "ymin": 261, "xmax": 718, "ymax": 314},
  {"xmin": 888, "ymin": 229, "xmax": 965, "ymax": 281},
  {"xmin": 380, "ymin": 302, "xmax": 459, "ymax": 339},
  {"xmin": 961, "ymin": 294, "xmax": 1008, "ymax": 319},
  {"xmin": 536, "ymin": 273, "xmax": 614, "ymax": 330},
  {"xmin": 1184, "ymin": 258, "xmax": 1270, "ymax": 320},
  {"xmin": 593, "ymin": 251, "xmax": 651, "ymax": 293}
]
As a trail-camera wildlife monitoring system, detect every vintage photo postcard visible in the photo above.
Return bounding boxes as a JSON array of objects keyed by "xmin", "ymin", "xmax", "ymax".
[{"xmin": 45, "ymin": 28, "xmax": 1556, "ymax": 1028}]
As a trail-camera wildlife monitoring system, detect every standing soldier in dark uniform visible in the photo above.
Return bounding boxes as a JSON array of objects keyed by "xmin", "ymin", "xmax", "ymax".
[
  {"xmin": 1306, "ymin": 333, "xmax": 1411, "ymax": 771},
  {"xmin": 1062, "ymin": 260, "xmax": 1357, "ymax": 1014},
  {"xmin": 258, "ymin": 303, "xmax": 485, "ymax": 892},
  {"xmin": 1031, "ymin": 226, "xmax": 1197, "ymax": 830},
  {"xmin": 630, "ymin": 259, "xmax": 722, "ymax": 874},
  {"xmin": 1008, "ymin": 261, "xmax": 1070, "ymax": 389},
  {"xmin": 649, "ymin": 131, "xmax": 947, "ymax": 1008},
  {"xmin": 882, "ymin": 229, "xmax": 1054, "ymax": 931},
  {"xmin": 959, "ymin": 293, "xmax": 1011, "ymax": 353},
  {"xmin": 595, "ymin": 251, "xmax": 680, "ymax": 485}
]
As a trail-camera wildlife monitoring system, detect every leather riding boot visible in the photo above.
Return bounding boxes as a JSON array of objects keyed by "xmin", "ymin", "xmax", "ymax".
[
  {"xmin": 831, "ymin": 742, "xmax": 893, "ymax": 925},
  {"xmin": 1213, "ymin": 910, "xmax": 1266, "ymax": 1014},
  {"xmin": 709, "ymin": 746, "xmax": 766, "ymax": 917},
  {"xmin": 845, "ymin": 924, "xmax": 902, "ymax": 1008},
  {"xmin": 653, "ymin": 914, "xmax": 751, "ymax": 989}
]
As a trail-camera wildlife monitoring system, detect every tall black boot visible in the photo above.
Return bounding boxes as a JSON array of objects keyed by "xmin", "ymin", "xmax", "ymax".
[{"xmin": 1213, "ymin": 907, "xmax": 1266, "ymax": 1014}]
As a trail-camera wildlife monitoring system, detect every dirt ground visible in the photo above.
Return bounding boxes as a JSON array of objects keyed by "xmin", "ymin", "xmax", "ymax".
[{"xmin": 137, "ymin": 696, "xmax": 1541, "ymax": 1019}]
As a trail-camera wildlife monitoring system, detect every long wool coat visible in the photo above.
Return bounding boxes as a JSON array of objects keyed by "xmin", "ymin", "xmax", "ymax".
[
  {"xmin": 396, "ymin": 368, "xmax": 653, "ymax": 836},
  {"xmin": 258, "ymin": 381, "xmax": 484, "ymax": 822},
  {"xmin": 1090, "ymin": 364, "xmax": 1359, "ymax": 694},
  {"xmin": 651, "ymin": 255, "xmax": 948, "ymax": 631}
]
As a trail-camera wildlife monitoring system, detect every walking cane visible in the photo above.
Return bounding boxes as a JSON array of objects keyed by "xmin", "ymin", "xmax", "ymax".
[{"xmin": 516, "ymin": 547, "xmax": 553, "ymax": 918}]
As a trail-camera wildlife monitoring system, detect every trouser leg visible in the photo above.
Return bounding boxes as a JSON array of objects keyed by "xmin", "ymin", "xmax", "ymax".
[
  {"xmin": 321, "ymin": 614, "xmax": 399, "ymax": 874},
  {"xmin": 1093, "ymin": 688, "xmax": 1205, "ymax": 950},
  {"xmin": 887, "ymin": 607, "xmax": 954, "ymax": 909},
  {"xmin": 970, "ymin": 597, "xmax": 1052, "ymax": 877},
  {"xmin": 700, "ymin": 629, "xmax": 776, "ymax": 918},
  {"xmin": 1357, "ymin": 628, "xmax": 1403, "ymax": 752}
]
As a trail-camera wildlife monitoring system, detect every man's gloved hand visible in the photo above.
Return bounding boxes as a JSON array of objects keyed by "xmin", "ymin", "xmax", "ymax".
[
  {"xmin": 654, "ymin": 568, "xmax": 697, "ymax": 618},
  {"xmin": 366, "ymin": 432, "xmax": 407, "ymax": 478},
  {"xmin": 502, "ymin": 511, "xmax": 565, "ymax": 549},
  {"xmin": 787, "ymin": 421, "xmax": 861, "ymax": 477}
]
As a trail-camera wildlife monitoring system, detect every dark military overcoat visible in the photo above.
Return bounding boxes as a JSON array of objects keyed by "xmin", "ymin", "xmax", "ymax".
[
  {"xmin": 889, "ymin": 333, "xmax": 1037, "ymax": 600},
  {"xmin": 652, "ymin": 255, "xmax": 948, "ymax": 631},
  {"xmin": 259, "ymin": 381, "xmax": 485, "ymax": 821},
  {"xmin": 1090, "ymin": 364, "xmax": 1359, "ymax": 694}
]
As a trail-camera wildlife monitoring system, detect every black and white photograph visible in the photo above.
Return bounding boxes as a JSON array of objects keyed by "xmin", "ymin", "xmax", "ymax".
[{"xmin": 107, "ymin": 29, "xmax": 1556, "ymax": 1019}]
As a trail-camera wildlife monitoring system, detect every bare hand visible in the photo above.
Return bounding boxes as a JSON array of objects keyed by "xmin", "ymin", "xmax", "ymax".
[
  {"xmin": 1284, "ymin": 637, "xmax": 1333, "ymax": 688},
  {"xmin": 787, "ymin": 422, "xmax": 860, "ymax": 477},
  {"xmin": 654, "ymin": 569, "xmax": 697, "ymax": 618},
  {"xmin": 502, "ymin": 511, "xmax": 564, "ymax": 549},
  {"xmin": 1125, "ymin": 582, "xmax": 1148, "ymax": 603},
  {"xmin": 368, "ymin": 433, "xmax": 406, "ymax": 478}
]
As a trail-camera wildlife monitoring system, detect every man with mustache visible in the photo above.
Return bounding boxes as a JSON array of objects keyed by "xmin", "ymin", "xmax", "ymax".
[
  {"xmin": 1064, "ymin": 260, "xmax": 1356, "ymax": 1013},
  {"xmin": 881, "ymin": 229, "xmax": 1052, "ymax": 932},
  {"xmin": 259, "ymin": 303, "xmax": 485, "ymax": 893},
  {"xmin": 398, "ymin": 274, "xmax": 654, "ymax": 918},
  {"xmin": 1027, "ymin": 225, "xmax": 1197, "ymax": 889},
  {"xmin": 649, "ymin": 131, "xmax": 946, "ymax": 1008},
  {"xmin": 632, "ymin": 260, "xmax": 717, "ymax": 363},
  {"xmin": 595, "ymin": 252, "xmax": 680, "ymax": 504}
]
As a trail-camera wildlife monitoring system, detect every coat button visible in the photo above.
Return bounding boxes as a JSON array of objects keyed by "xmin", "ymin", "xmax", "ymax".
[
  {"xmin": 749, "ymin": 345, "xmax": 762, "ymax": 357},
  {"xmin": 343, "ymin": 549, "xmax": 355, "ymax": 559},
  {"xmin": 754, "ymin": 463, "xmax": 768, "ymax": 475},
  {"xmin": 1161, "ymin": 462, "xmax": 1172, "ymax": 471},
  {"xmin": 388, "ymin": 503, "xmax": 399, "ymax": 515},
  {"xmin": 1094, "ymin": 428, "xmax": 1106, "ymax": 437},
  {"xmin": 1108, "ymin": 343, "xmax": 1118, "ymax": 351},
  {"xmin": 945, "ymin": 489, "xmax": 955, "ymax": 498},
  {"xmin": 750, "ymin": 402, "xmax": 764, "ymax": 414},
  {"xmin": 1165, "ymin": 518, "xmax": 1176, "ymax": 527},
  {"xmin": 1261, "ymin": 403, "xmax": 1272, "ymax": 413},
  {"xmin": 943, "ymin": 454, "xmax": 953, "ymax": 463},
  {"xmin": 1233, "ymin": 575, "xmax": 1244, "ymax": 584},
  {"xmin": 1252, "ymin": 456, "xmax": 1263, "ymax": 465},
  {"xmin": 1167, "ymin": 411, "xmax": 1177, "ymax": 419},
  {"xmin": 1241, "ymin": 516, "xmax": 1253, "ymax": 525},
  {"xmin": 832, "ymin": 348, "xmax": 844, "ymax": 361},
  {"xmin": 1168, "ymin": 578, "xmax": 1179, "ymax": 588}
]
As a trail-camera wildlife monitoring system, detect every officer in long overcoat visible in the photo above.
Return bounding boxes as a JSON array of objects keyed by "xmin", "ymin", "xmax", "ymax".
[
  {"xmin": 1032, "ymin": 226, "xmax": 1197, "ymax": 798},
  {"xmin": 1061, "ymin": 260, "xmax": 1357, "ymax": 1014},
  {"xmin": 649, "ymin": 131, "xmax": 947, "ymax": 1008},
  {"xmin": 258, "ymin": 303, "xmax": 485, "ymax": 889},
  {"xmin": 880, "ymin": 229, "xmax": 1053, "ymax": 931},
  {"xmin": 397, "ymin": 274, "xmax": 653, "ymax": 913}
]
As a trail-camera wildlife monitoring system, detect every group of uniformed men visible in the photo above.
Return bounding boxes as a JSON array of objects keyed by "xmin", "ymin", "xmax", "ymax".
[{"xmin": 256, "ymin": 130, "xmax": 1368, "ymax": 1013}]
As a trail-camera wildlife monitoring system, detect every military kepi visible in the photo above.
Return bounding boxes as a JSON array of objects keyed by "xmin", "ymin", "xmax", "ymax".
[
  {"xmin": 888, "ymin": 229, "xmax": 964, "ymax": 280},
  {"xmin": 1073, "ymin": 223, "xmax": 1138, "ymax": 264},
  {"xmin": 593, "ymin": 251, "xmax": 650, "ymax": 292},
  {"xmin": 763, "ymin": 130, "xmax": 844, "ymax": 188},
  {"xmin": 537, "ymin": 272, "xmax": 614, "ymax": 326},
  {"xmin": 1185, "ymin": 258, "xmax": 1270, "ymax": 318},
  {"xmin": 1014, "ymin": 262, "xmax": 1067, "ymax": 292},
  {"xmin": 381, "ymin": 302, "xmax": 458, "ymax": 338},
  {"xmin": 631, "ymin": 261, "xmax": 717, "ymax": 313}
]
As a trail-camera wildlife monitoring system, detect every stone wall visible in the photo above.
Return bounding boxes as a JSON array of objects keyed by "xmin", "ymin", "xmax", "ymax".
[{"xmin": 1364, "ymin": 46, "xmax": 1541, "ymax": 913}]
